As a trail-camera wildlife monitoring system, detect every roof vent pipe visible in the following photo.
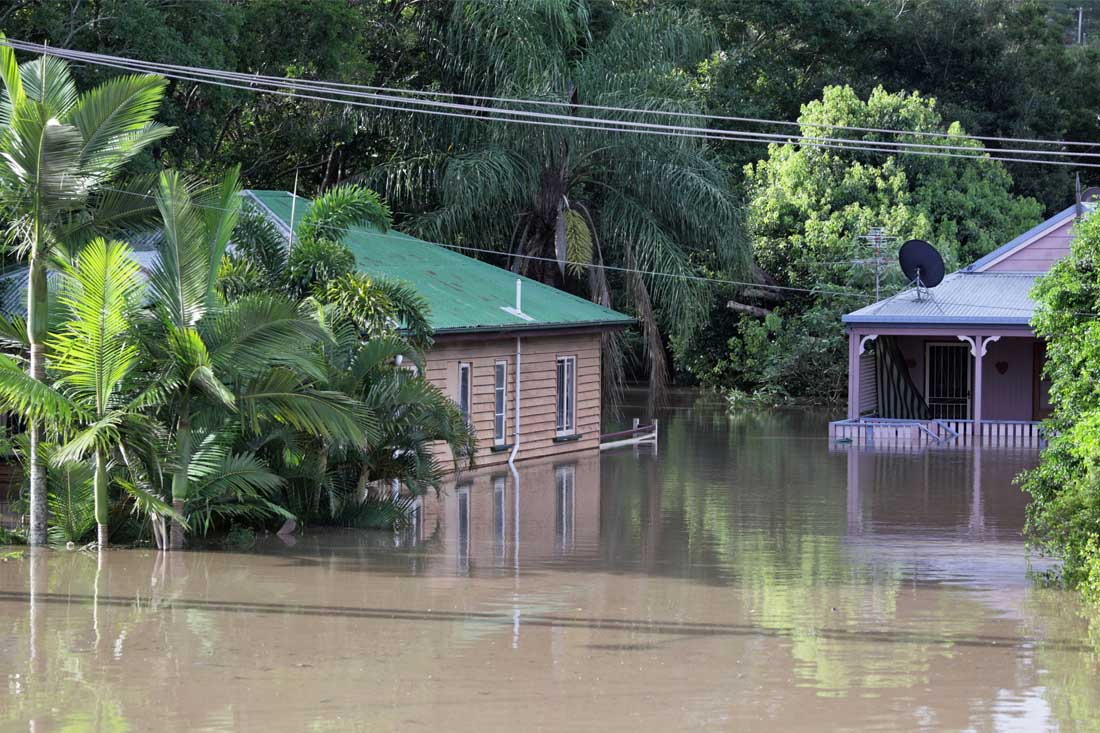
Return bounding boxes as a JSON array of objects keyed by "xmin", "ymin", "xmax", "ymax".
[{"xmin": 516, "ymin": 279, "xmax": 522, "ymax": 313}]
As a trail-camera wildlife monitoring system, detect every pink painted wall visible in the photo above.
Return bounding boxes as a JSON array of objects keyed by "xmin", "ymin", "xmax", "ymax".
[
  {"xmin": 982, "ymin": 218, "xmax": 1072, "ymax": 273},
  {"xmin": 889, "ymin": 336, "xmax": 1037, "ymax": 421},
  {"xmin": 980, "ymin": 338, "xmax": 1036, "ymax": 420}
]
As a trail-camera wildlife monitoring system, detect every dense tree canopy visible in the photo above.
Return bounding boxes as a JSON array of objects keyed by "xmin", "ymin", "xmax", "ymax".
[
  {"xmin": 4, "ymin": 0, "xmax": 1100, "ymax": 403},
  {"xmin": 680, "ymin": 85, "xmax": 1043, "ymax": 402}
]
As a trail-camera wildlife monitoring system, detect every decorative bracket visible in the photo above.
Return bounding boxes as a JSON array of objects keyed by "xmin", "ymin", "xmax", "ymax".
[
  {"xmin": 858, "ymin": 334, "xmax": 878, "ymax": 355},
  {"xmin": 957, "ymin": 335, "xmax": 1001, "ymax": 358}
]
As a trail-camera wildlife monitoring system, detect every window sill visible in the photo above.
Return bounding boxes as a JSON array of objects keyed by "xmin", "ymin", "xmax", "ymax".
[
  {"xmin": 489, "ymin": 443, "xmax": 514, "ymax": 453},
  {"xmin": 552, "ymin": 433, "xmax": 583, "ymax": 443}
]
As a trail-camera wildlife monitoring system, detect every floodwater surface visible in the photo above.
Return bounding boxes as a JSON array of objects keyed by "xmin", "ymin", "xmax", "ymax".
[{"xmin": 2, "ymin": 394, "xmax": 1099, "ymax": 732}]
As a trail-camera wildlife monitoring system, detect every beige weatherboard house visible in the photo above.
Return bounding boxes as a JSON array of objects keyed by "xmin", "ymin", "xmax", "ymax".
[{"xmin": 244, "ymin": 190, "xmax": 634, "ymax": 468}]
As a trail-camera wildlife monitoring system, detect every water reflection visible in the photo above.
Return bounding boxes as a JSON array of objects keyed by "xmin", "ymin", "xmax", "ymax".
[{"xmin": 2, "ymin": 396, "xmax": 1099, "ymax": 731}]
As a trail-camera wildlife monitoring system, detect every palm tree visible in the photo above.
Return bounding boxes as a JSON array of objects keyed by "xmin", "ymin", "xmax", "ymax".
[
  {"xmin": 318, "ymin": 316, "xmax": 474, "ymax": 494},
  {"xmin": 375, "ymin": 3, "xmax": 749, "ymax": 405},
  {"xmin": 0, "ymin": 41, "xmax": 171, "ymax": 544},
  {"xmin": 143, "ymin": 170, "xmax": 369, "ymax": 548},
  {"xmin": 0, "ymin": 239, "xmax": 174, "ymax": 547},
  {"xmin": 226, "ymin": 187, "xmax": 474, "ymax": 511}
]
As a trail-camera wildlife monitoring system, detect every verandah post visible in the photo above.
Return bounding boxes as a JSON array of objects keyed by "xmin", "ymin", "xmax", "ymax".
[
  {"xmin": 847, "ymin": 332, "xmax": 860, "ymax": 420},
  {"xmin": 973, "ymin": 335, "xmax": 984, "ymax": 441}
]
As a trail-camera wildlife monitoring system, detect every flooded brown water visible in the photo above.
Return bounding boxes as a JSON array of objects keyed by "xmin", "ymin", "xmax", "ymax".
[{"xmin": 2, "ymin": 393, "xmax": 1099, "ymax": 732}]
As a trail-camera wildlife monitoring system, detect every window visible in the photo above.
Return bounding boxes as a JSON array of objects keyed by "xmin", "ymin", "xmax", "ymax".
[
  {"xmin": 494, "ymin": 360, "xmax": 507, "ymax": 445},
  {"xmin": 556, "ymin": 356, "xmax": 576, "ymax": 435},
  {"xmin": 458, "ymin": 362, "xmax": 471, "ymax": 424}
]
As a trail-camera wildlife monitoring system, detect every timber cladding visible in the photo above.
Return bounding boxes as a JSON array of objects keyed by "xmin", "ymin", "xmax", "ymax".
[{"xmin": 424, "ymin": 331, "xmax": 603, "ymax": 469}]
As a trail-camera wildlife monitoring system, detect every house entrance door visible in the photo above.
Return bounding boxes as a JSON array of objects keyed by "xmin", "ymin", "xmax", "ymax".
[{"xmin": 925, "ymin": 342, "xmax": 971, "ymax": 420}]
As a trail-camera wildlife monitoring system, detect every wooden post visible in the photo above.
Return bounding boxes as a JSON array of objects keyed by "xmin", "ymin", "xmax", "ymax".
[{"xmin": 848, "ymin": 332, "xmax": 860, "ymax": 420}]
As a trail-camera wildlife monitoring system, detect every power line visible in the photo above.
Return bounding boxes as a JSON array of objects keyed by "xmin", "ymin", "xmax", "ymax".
[
  {"xmin": 5, "ymin": 37, "xmax": 1099, "ymax": 154},
  {"xmin": 5, "ymin": 40, "xmax": 1100, "ymax": 169},
  {"xmin": 17, "ymin": 41, "xmax": 1100, "ymax": 163}
]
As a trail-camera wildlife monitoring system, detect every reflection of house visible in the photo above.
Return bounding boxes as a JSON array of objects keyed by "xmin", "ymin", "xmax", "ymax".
[
  {"xmin": 831, "ymin": 205, "xmax": 1077, "ymax": 446},
  {"xmin": 245, "ymin": 191, "xmax": 633, "ymax": 468},
  {"xmin": 416, "ymin": 452, "xmax": 600, "ymax": 572}
]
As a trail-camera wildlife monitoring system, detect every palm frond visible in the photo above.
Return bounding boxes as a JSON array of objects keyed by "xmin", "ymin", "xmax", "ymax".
[
  {"xmin": 21, "ymin": 53, "xmax": 78, "ymax": 117},
  {"xmin": 297, "ymin": 183, "xmax": 392, "ymax": 244},
  {"xmin": 66, "ymin": 73, "xmax": 171, "ymax": 178},
  {"xmin": 45, "ymin": 458, "xmax": 95, "ymax": 544},
  {"xmin": 0, "ymin": 353, "xmax": 75, "ymax": 424},
  {"xmin": 148, "ymin": 170, "xmax": 212, "ymax": 328},
  {"xmin": 238, "ymin": 367, "xmax": 372, "ymax": 444},
  {"xmin": 51, "ymin": 238, "xmax": 144, "ymax": 409}
]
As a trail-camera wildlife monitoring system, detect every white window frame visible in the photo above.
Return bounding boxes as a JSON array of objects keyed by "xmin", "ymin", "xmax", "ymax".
[
  {"xmin": 555, "ymin": 355, "xmax": 577, "ymax": 436},
  {"xmin": 494, "ymin": 360, "xmax": 508, "ymax": 445},
  {"xmin": 458, "ymin": 362, "xmax": 472, "ymax": 424}
]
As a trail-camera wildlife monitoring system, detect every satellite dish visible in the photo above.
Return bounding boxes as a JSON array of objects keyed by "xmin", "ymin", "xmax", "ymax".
[
  {"xmin": 898, "ymin": 239, "xmax": 945, "ymax": 289},
  {"xmin": 1082, "ymin": 186, "xmax": 1100, "ymax": 203}
]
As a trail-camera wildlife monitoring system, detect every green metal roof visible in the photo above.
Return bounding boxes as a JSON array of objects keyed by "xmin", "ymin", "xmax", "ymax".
[{"xmin": 244, "ymin": 190, "xmax": 634, "ymax": 336}]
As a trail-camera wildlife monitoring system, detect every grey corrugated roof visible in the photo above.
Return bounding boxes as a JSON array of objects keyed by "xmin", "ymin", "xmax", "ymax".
[{"xmin": 842, "ymin": 272, "xmax": 1038, "ymax": 327}]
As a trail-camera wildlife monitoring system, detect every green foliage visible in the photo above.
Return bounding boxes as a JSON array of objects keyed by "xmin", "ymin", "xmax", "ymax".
[
  {"xmin": 718, "ymin": 299, "xmax": 854, "ymax": 405},
  {"xmin": 1023, "ymin": 212, "xmax": 1100, "ymax": 597},
  {"xmin": 332, "ymin": 494, "xmax": 420, "ymax": 531},
  {"xmin": 0, "ymin": 528, "xmax": 25, "ymax": 547},
  {"xmin": 1083, "ymin": 535, "xmax": 1100, "ymax": 606},
  {"xmin": 317, "ymin": 273, "xmax": 434, "ymax": 347},
  {"xmin": 45, "ymin": 458, "xmax": 95, "ymax": 545},
  {"xmin": 284, "ymin": 238, "xmax": 357, "ymax": 299},
  {"xmin": 699, "ymin": 85, "xmax": 1042, "ymax": 403}
]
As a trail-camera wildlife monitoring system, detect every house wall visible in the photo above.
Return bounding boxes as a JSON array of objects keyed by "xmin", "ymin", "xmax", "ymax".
[
  {"xmin": 892, "ymin": 335, "xmax": 1037, "ymax": 420},
  {"xmin": 981, "ymin": 218, "xmax": 1073, "ymax": 273},
  {"xmin": 424, "ymin": 331, "xmax": 602, "ymax": 470}
]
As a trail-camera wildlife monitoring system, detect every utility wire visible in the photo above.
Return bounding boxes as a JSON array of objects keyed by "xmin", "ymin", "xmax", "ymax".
[
  {"xmin": 5, "ymin": 40, "xmax": 1100, "ymax": 169},
  {"xmin": 13, "ymin": 40, "xmax": 1100, "ymax": 162},
  {"xmin": 5, "ymin": 38, "xmax": 1099, "ymax": 153}
]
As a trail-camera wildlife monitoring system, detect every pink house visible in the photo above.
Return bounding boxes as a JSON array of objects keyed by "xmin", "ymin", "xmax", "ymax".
[{"xmin": 830, "ymin": 204, "xmax": 1077, "ymax": 446}]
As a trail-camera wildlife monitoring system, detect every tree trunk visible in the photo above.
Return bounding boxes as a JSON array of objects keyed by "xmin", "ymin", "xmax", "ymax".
[
  {"xmin": 94, "ymin": 449, "xmax": 109, "ymax": 549},
  {"xmin": 27, "ymin": 260, "xmax": 48, "ymax": 546},
  {"xmin": 168, "ymin": 413, "xmax": 191, "ymax": 550}
]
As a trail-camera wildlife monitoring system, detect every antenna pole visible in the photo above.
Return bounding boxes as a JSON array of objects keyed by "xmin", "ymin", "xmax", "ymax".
[
  {"xmin": 856, "ymin": 226, "xmax": 896, "ymax": 302},
  {"xmin": 288, "ymin": 167, "xmax": 300, "ymax": 250}
]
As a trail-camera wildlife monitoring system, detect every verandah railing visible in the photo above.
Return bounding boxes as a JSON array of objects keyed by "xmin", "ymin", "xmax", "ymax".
[{"xmin": 829, "ymin": 417, "xmax": 1045, "ymax": 448}]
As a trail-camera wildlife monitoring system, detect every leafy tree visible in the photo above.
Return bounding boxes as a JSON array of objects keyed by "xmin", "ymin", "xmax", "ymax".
[
  {"xmin": 0, "ymin": 42, "xmax": 171, "ymax": 545},
  {"xmin": 1, "ymin": 0, "xmax": 446, "ymax": 191},
  {"xmin": 1023, "ymin": 212, "xmax": 1100, "ymax": 600},
  {"xmin": 695, "ymin": 85, "xmax": 1042, "ymax": 403},
  {"xmin": 692, "ymin": 0, "xmax": 1100, "ymax": 211},
  {"xmin": 375, "ymin": 1, "xmax": 750, "ymax": 405}
]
